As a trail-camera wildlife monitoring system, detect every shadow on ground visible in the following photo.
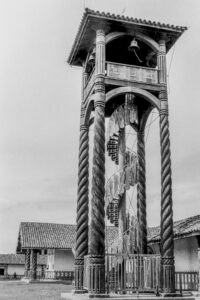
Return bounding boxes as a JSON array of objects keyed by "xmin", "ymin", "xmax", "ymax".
[{"xmin": 0, "ymin": 281, "xmax": 72, "ymax": 300}]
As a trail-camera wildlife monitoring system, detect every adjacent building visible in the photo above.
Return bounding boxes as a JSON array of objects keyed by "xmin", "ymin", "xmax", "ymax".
[
  {"xmin": 14, "ymin": 214, "xmax": 200, "ymax": 289},
  {"xmin": 0, "ymin": 254, "xmax": 46, "ymax": 279}
]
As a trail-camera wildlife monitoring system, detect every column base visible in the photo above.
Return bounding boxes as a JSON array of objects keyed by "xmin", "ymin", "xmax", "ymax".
[
  {"xmin": 160, "ymin": 293, "xmax": 182, "ymax": 297},
  {"xmin": 89, "ymin": 294, "xmax": 108, "ymax": 298},
  {"xmin": 74, "ymin": 258, "xmax": 85, "ymax": 292},
  {"xmin": 87, "ymin": 255, "xmax": 105, "ymax": 294},
  {"xmin": 73, "ymin": 290, "xmax": 88, "ymax": 294},
  {"xmin": 161, "ymin": 257, "xmax": 175, "ymax": 294}
]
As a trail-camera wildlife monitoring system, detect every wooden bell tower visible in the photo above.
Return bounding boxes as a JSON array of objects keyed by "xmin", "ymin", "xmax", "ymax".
[{"xmin": 68, "ymin": 8, "xmax": 187, "ymax": 296}]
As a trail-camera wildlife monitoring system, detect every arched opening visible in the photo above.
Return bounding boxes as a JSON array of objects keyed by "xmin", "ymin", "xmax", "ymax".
[{"xmin": 106, "ymin": 34, "xmax": 157, "ymax": 68}]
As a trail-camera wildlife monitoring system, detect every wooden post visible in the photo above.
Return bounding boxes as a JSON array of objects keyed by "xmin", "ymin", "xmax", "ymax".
[
  {"xmin": 89, "ymin": 27, "xmax": 106, "ymax": 295},
  {"xmin": 137, "ymin": 131, "xmax": 147, "ymax": 254},
  {"xmin": 25, "ymin": 249, "xmax": 31, "ymax": 278},
  {"xmin": 158, "ymin": 37, "xmax": 175, "ymax": 294}
]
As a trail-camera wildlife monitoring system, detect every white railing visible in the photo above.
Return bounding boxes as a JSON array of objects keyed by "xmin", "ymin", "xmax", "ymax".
[{"xmin": 106, "ymin": 62, "xmax": 158, "ymax": 84}]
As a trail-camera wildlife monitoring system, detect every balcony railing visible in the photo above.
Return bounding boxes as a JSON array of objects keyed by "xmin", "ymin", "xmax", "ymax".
[{"xmin": 106, "ymin": 62, "xmax": 158, "ymax": 85}]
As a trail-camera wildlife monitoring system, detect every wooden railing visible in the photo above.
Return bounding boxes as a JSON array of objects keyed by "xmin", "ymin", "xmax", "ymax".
[
  {"xmin": 45, "ymin": 270, "xmax": 74, "ymax": 280},
  {"xmin": 0, "ymin": 274, "xmax": 24, "ymax": 280},
  {"xmin": 175, "ymin": 272, "xmax": 198, "ymax": 291},
  {"xmin": 84, "ymin": 69, "xmax": 95, "ymax": 100},
  {"xmin": 84, "ymin": 254, "xmax": 161, "ymax": 294},
  {"xmin": 106, "ymin": 62, "xmax": 158, "ymax": 85},
  {"xmin": 25, "ymin": 270, "xmax": 74, "ymax": 281}
]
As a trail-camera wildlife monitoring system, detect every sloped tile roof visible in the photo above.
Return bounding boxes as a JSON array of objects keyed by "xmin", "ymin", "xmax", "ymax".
[
  {"xmin": 84, "ymin": 8, "xmax": 187, "ymax": 32},
  {"xmin": 17, "ymin": 215, "xmax": 200, "ymax": 250},
  {"xmin": 68, "ymin": 8, "xmax": 187, "ymax": 66},
  {"xmin": 18, "ymin": 222, "xmax": 118, "ymax": 250},
  {"xmin": 148, "ymin": 214, "xmax": 200, "ymax": 243},
  {"xmin": 0, "ymin": 254, "xmax": 46, "ymax": 265}
]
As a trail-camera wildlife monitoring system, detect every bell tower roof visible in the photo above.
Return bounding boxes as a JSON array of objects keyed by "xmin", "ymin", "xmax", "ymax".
[{"xmin": 68, "ymin": 8, "xmax": 187, "ymax": 67}]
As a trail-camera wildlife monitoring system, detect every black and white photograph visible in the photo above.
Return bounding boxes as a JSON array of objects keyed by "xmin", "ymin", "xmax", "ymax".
[{"xmin": 1, "ymin": 0, "xmax": 200, "ymax": 299}]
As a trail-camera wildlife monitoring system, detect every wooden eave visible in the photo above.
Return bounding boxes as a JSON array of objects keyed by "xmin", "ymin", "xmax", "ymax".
[{"xmin": 68, "ymin": 8, "xmax": 187, "ymax": 67}]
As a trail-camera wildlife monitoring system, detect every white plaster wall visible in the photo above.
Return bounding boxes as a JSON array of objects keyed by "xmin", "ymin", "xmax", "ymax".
[
  {"xmin": 7, "ymin": 265, "xmax": 24, "ymax": 275},
  {"xmin": 174, "ymin": 237, "xmax": 198, "ymax": 272},
  {"xmin": 54, "ymin": 250, "xmax": 74, "ymax": 271}
]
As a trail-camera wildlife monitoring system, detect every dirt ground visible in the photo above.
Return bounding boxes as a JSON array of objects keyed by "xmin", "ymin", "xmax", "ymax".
[{"xmin": 0, "ymin": 280, "xmax": 72, "ymax": 300}]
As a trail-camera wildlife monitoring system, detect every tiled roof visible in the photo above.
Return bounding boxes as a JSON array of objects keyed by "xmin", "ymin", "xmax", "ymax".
[
  {"xmin": 148, "ymin": 215, "xmax": 200, "ymax": 243},
  {"xmin": 17, "ymin": 222, "xmax": 118, "ymax": 251},
  {"xmin": 84, "ymin": 8, "xmax": 187, "ymax": 32},
  {"xmin": 68, "ymin": 8, "xmax": 187, "ymax": 66},
  {"xmin": 0, "ymin": 254, "xmax": 46, "ymax": 265},
  {"xmin": 17, "ymin": 215, "xmax": 200, "ymax": 250}
]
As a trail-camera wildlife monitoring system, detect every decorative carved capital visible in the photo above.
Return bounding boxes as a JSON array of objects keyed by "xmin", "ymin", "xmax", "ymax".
[
  {"xmin": 80, "ymin": 124, "xmax": 89, "ymax": 131},
  {"xmin": 88, "ymin": 254, "xmax": 105, "ymax": 265},
  {"xmin": 75, "ymin": 258, "xmax": 84, "ymax": 266},
  {"xmin": 96, "ymin": 29, "xmax": 105, "ymax": 42},
  {"xmin": 80, "ymin": 107, "xmax": 85, "ymax": 118},
  {"xmin": 160, "ymin": 101, "xmax": 168, "ymax": 115},
  {"xmin": 159, "ymin": 88, "xmax": 168, "ymax": 100},
  {"xmin": 162, "ymin": 256, "xmax": 174, "ymax": 266},
  {"xmin": 94, "ymin": 100, "xmax": 105, "ymax": 109}
]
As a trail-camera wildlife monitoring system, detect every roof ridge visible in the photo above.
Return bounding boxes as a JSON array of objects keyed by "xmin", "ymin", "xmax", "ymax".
[
  {"xmin": 20, "ymin": 221, "xmax": 76, "ymax": 226},
  {"xmin": 84, "ymin": 7, "xmax": 187, "ymax": 31}
]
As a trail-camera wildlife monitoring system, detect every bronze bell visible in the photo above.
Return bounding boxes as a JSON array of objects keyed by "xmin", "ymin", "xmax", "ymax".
[{"xmin": 128, "ymin": 38, "xmax": 140, "ymax": 51}]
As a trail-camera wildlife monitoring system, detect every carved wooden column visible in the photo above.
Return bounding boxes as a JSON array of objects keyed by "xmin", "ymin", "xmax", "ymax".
[
  {"xmin": 31, "ymin": 249, "xmax": 37, "ymax": 280},
  {"xmin": 137, "ymin": 131, "xmax": 147, "ymax": 254},
  {"xmin": 89, "ymin": 27, "xmax": 106, "ymax": 295},
  {"xmin": 25, "ymin": 249, "xmax": 31, "ymax": 278},
  {"xmin": 74, "ymin": 124, "xmax": 89, "ymax": 293},
  {"xmin": 158, "ymin": 37, "xmax": 175, "ymax": 294}
]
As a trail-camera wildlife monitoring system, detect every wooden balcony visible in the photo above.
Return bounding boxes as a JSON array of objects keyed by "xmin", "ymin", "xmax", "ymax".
[
  {"xmin": 106, "ymin": 62, "xmax": 158, "ymax": 85},
  {"xmin": 83, "ymin": 62, "xmax": 159, "ymax": 101}
]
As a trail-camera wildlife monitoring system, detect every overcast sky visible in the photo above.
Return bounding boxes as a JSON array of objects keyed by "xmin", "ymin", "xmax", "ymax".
[{"xmin": 0, "ymin": 0, "xmax": 200, "ymax": 253}]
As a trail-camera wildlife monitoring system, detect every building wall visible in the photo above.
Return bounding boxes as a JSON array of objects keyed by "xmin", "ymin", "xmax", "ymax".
[
  {"xmin": 174, "ymin": 236, "xmax": 198, "ymax": 272},
  {"xmin": 46, "ymin": 249, "xmax": 74, "ymax": 271},
  {"xmin": 149, "ymin": 236, "xmax": 198, "ymax": 272},
  {"xmin": 7, "ymin": 265, "xmax": 24, "ymax": 275},
  {"xmin": 54, "ymin": 250, "xmax": 74, "ymax": 271}
]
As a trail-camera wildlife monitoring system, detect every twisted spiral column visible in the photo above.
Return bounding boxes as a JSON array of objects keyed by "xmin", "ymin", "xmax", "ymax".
[
  {"xmin": 137, "ymin": 131, "xmax": 147, "ymax": 254},
  {"xmin": 75, "ymin": 124, "xmax": 89, "ymax": 292},
  {"xmin": 31, "ymin": 250, "xmax": 37, "ymax": 280},
  {"xmin": 160, "ymin": 89, "xmax": 175, "ymax": 293},
  {"xmin": 25, "ymin": 249, "xmax": 31, "ymax": 278},
  {"xmin": 88, "ymin": 28, "xmax": 106, "ymax": 295},
  {"xmin": 89, "ymin": 98, "xmax": 105, "ymax": 294}
]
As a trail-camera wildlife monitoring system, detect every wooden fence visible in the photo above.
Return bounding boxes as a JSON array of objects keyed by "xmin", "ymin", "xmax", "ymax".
[{"xmin": 84, "ymin": 254, "xmax": 161, "ymax": 294}]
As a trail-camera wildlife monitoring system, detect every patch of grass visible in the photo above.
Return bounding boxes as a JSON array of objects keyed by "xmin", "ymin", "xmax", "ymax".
[{"xmin": 0, "ymin": 281, "xmax": 72, "ymax": 300}]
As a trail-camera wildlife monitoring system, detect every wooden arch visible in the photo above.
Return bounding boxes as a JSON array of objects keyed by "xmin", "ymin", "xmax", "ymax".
[
  {"xmin": 106, "ymin": 86, "xmax": 160, "ymax": 110},
  {"xmin": 105, "ymin": 31, "xmax": 159, "ymax": 53}
]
